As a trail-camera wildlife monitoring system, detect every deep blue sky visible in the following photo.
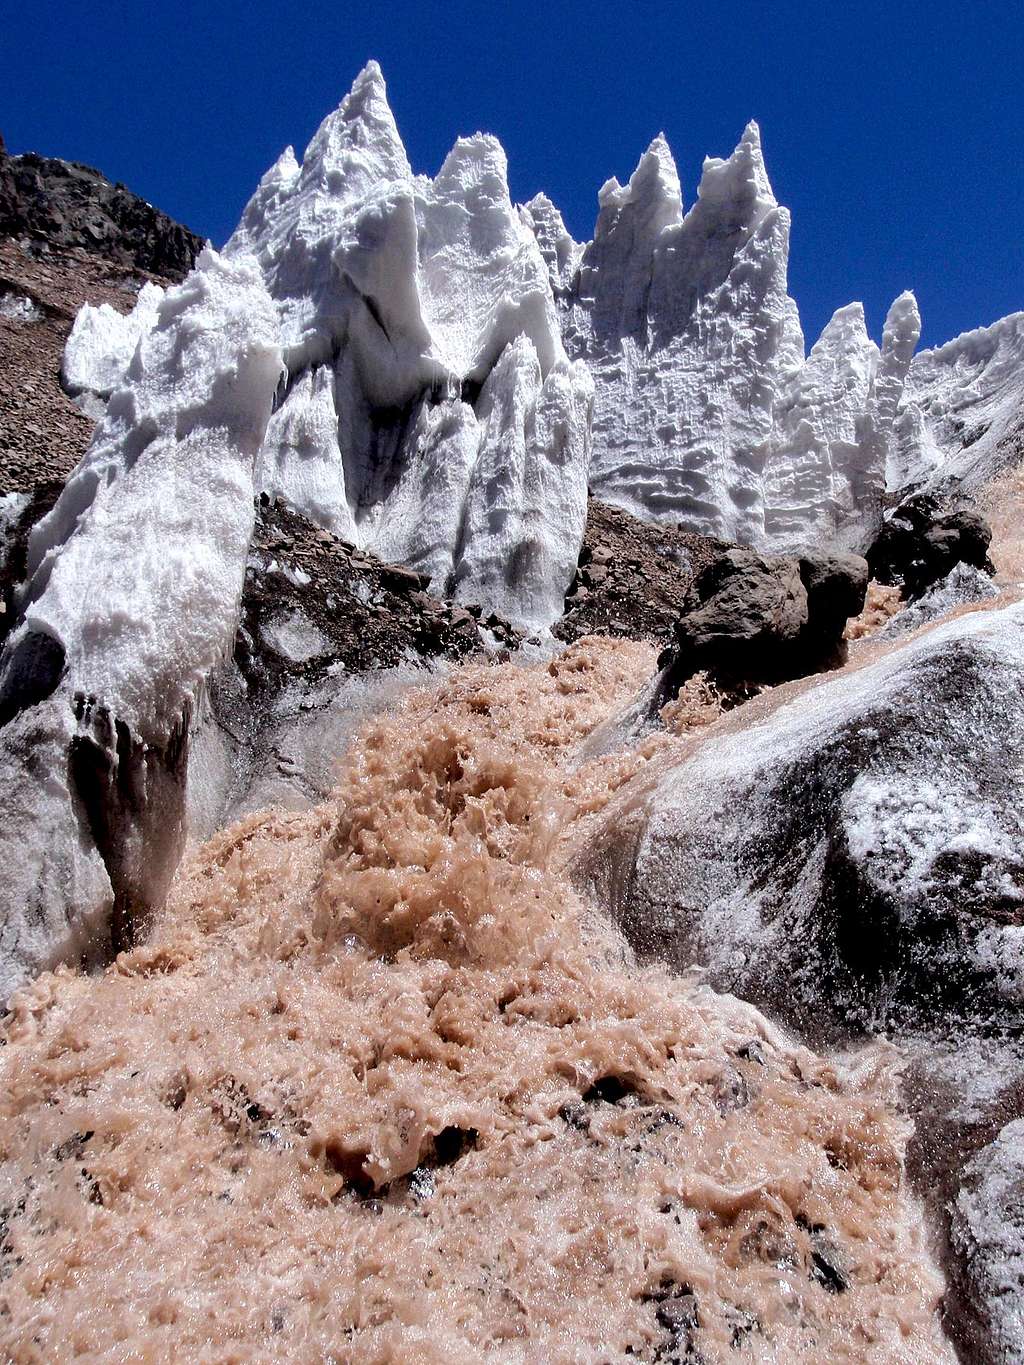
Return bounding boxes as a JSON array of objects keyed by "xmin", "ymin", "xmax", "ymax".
[{"xmin": 4, "ymin": 1, "xmax": 1021, "ymax": 347}]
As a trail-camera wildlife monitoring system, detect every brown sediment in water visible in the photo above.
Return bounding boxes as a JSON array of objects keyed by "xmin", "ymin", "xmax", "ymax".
[
  {"xmin": 0, "ymin": 638, "xmax": 951, "ymax": 1362},
  {"xmin": 844, "ymin": 582, "xmax": 905, "ymax": 640}
]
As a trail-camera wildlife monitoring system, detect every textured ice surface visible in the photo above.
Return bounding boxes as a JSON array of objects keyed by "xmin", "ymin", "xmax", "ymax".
[
  {"xmin": 62, "ymin": 63, "xmax": 1023, "ymax": 613},
  {"xmin": 552, "ymin": 124, "xmax": 920, "ymax": 552},
  {"xmin": 0, "ymin": 291, "xmax": 42, "ymax": 322},
  {"xmin": 892, "ymin": 311, "xmax": 1024, "ymax": 492},
  {"xmin": 952, "ymin": 1119, "xmax": 1024, "ymax": 1362},
  {"xmin": 220, "ymin": 62, "xmax": 592, "ymax": 628},
  {"xmin": 0, "ymin": 248, "xmax": 282, "ymax": 996},
  {"xmin": 15, "ymin": 250, "xmax": 281, "ymax": 737},
  {"xmin": 61, "ymin": 281, "xmax": 165, "ymax": 402}
]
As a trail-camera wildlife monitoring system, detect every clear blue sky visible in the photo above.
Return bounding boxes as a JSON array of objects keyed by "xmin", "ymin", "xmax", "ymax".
[{"xmin": 4, "ymin": 0, "xmax": 1021, "ymax": 348}]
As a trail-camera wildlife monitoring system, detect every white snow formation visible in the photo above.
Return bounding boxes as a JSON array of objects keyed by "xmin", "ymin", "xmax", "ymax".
[
  {"xmin": 64, "ymin": 61, "xmax": 1024, "ymax": 637},
  {"xmin": 0, "ymin": 248, "xmax": 282, "ymax": 999},
  {"xmin": 62, "ymin": 282, "xmax": 165, "ymax": 400},
  {"xmin": 891, "ymin": 311, "xmax": 1024, "ymax": 491}
]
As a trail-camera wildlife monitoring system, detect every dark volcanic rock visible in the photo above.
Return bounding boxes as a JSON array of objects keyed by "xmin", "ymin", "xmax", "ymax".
[
  {"xmin": 866, "ymin": 490, "xmax": 994, "ymax": 599},
  {"xmin": 0, "ymin": 239, "xmax": 183, "ymax": 493},
  {"xmin": 237, "ymin": 497, "xmax": 514, "ymax": 685},
  {"xmin": 656, "ymin": 546, "xmax": 868, "ymax": 700},
  {"xmin": 188, "ymin": 498, "xmax": 521, "ymax": 827},
  {"xmin": 0, "ymin": 139, "xmax": 203, "ymax": 277}
]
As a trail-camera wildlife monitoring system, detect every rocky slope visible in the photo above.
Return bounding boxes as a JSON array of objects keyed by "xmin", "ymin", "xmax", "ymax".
[{"xmin": 0, "ymin": 134, "xmax": 203, "ymax": 275}]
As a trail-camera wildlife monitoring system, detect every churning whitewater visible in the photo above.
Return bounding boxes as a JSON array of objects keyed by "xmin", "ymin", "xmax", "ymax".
[
  {"xmin": 0, "ymin": 640, "xmax": 951, "ymax": 1362},
  {"xmin": 3, "ymin": 53, "xmax": 1024, "ymax": 1365}
]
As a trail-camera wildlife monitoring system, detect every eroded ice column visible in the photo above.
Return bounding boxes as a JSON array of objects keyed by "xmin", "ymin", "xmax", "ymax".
[
  {"xmin": 562, "ymin": 123, "xmax": 801, "ymax": 546},
  {"xmin": 451, "ymin": 336, "xmax": 593, "ymax": 629},
  {"xmin": 891, "ymin": 309, "xmax": 1024, "ymax": 493},
  {"xmin": 0, "ymin": 249, "xmax": 282, "ymax": 998},
  {"xmin": 763, "ymin": 304, "xmax": 881, "ymax": 551}
]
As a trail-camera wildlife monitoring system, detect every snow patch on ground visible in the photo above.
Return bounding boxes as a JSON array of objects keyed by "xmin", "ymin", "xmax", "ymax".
[{"xmin": 0, "ymin": 291, "xmax": 42, "ymax": 322}]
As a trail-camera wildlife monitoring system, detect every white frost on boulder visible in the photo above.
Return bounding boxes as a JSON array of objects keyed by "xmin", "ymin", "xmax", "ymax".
[
  {"xmin": 0, "ymin": 248, "xmax": 282, "ymax": 998},
  {"xmin": 61, "ymin": 281, "xmax": 165, "ymax": 403}
]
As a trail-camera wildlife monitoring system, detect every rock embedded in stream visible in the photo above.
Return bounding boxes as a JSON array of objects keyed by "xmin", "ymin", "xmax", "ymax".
[{"xmin": 654, "ymin": 544, "xmax": 868, "ymax": 701}]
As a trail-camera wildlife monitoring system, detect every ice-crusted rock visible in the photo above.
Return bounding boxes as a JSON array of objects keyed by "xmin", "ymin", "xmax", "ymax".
[
  {"xmin": 581, "ymin": 597, "xmax": 1024, "ymax": 1033},
  {"xmin": 875, "ymin": 562, "xmax": 999, "ymax": 640},
  {"xmin": 577, "ymin": 597, "xmax": 1024, "ymax": 1362},
  {"xmin": 866, "ymin": 489, "xmax": 993, "ymax": 598},
  {"xmin": 892, "ymin": 311, "xmax": 1024, "ymax": 492},
  {"xmin": 949, "ymin": 1119, "xmax": 1024, "ymax": 1363},
  {"xmin": 0, "ymin": 248, "xmax": 282, "ymax": 997}
]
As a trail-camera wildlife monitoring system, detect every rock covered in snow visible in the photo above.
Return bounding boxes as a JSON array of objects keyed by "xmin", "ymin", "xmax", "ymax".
[
  {"xmin": 581, "ymin": 597, "xmax": 1024, "ymax": 1035},
  {"xmin": 0, "ymin": 247, "xmax": 282, "ymax": 998}
]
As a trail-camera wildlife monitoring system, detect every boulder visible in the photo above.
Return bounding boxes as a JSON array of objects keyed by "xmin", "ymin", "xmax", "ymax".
[
  {"xmin": 867, "ymin": 490, "xmax": 993, "ymax": 599},
  {"xmin": 656, "ymin": 546, "xmax": 868, "ymax": 698}
]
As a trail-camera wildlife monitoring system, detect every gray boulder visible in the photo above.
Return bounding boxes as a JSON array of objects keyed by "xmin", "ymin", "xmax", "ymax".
[
  {"xmin": 576, "ymin": 597, "xmax": 1024, "ymax": 1363},
  {"xmin": 656, "ymin": 546, "xmax": 868, "ymax": 699}
]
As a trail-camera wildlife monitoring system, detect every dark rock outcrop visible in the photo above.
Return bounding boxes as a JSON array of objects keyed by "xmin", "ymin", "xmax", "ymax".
[
  {"xmin": 188, "ymin": 498, "xmax": 519, "ymax": 829},
  {"xmin": 0, "ymin": 137, "xmax": 203, "ymax": 277},
  {"xmin": 866, "ymin": 490, "xmax": 994, "ymax": 599},
  {"xmin": 655, "ymin": 546, "xmax": 868, "ymax": 700}
]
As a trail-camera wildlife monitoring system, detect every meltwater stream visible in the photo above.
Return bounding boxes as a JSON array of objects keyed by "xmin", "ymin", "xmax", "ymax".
[{"xmin": 0, "ymin": 638, "xmax": 951, "ymax": 1361}]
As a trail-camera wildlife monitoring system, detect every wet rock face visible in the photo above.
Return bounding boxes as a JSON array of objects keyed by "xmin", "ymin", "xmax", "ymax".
[
  {"xmin": 238, "ymin": 498, "xmax": 508, "ymax": 684},
  {"xmin": 593, "ymin": 601, "xmax": 1024, "ymax": 1040},
  {"xmin": 947, "ymin": 1118, "xmax": 1024, "ymax": 1362},
  {"xmin": 655, "ymin": 546, "xmax": 868, "ymax": 699},
  {"xmin": 867, "ymin": 490, "xmax": 993, "ymax": 599},
  {"xmin": 188, "ymin": 498, "xmax": 518, "ymax": 829},
  {"xmin": 0, "ymin": 141, "xmax": 203, "ymax": 278}
]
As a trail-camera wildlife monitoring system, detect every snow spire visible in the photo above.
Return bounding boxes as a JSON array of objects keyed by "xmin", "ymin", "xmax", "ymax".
[
  {"xmin": 691, "ymin": 119, "xmax": 777, "ymax": 235},
  {"xmin": 595, "ymin": 133, "xmax": 683, "ymax": 242},
  {"xmin": 299, "ymin": 59, "xmax": 412, "ymax": 197}
]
